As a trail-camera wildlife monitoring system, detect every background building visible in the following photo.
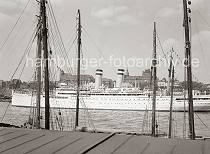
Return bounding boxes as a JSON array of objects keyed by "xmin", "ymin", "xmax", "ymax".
[
  {"xmin": 102, "ymin": 78, "xmax": 114, "ymax": 88},
  {"xmin": 158, "ymin": 78, "xmax": 167, "ymax": 89},
  {"xmin": 124, "ymin": 69, "xmax": 151, "ymax": 89},
  {"xmin": 60, "ymin": 71, "xmax": 95, "ymax": 86}
]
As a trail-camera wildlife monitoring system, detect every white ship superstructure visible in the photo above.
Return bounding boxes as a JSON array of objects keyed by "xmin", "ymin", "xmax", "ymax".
[
  {"xmin": 11, "ymin": 88, "xmax": 210, "ymax": 111},
  {"xmin": 12, "ymin": 69, "xmax": 210, "ymax": 111}
]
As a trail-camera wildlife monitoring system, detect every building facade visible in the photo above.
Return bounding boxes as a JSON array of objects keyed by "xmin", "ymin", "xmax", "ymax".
[
  {"xmin": 60, "ymin": 71, "xmax": 95, "ymax": 86},
  {"xmin": 102, "ymin": 78, "xmax": 114, "ymax": 88},
  {"xmin": 124, "ymin": 69, "xmax": 151, "ymax": 89}
]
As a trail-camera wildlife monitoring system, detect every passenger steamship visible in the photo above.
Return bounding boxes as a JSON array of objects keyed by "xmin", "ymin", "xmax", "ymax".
[{"xmin": 12, "ymin": 69, "xmax": 210, "ymax": 111}]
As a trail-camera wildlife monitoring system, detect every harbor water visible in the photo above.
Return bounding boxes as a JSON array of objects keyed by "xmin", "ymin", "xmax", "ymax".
[{"xmin": 1, "ymin": 101, "xmax": 210, "ymax": 138}]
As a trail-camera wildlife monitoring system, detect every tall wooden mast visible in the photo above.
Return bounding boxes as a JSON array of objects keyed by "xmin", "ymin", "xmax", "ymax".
[
  {"xmin": 167, "ymin": 50, "xmax": 173, "ymax": 96},
  {"xmin": 36, "ymin": 17, "xmax": 42, "ymax": 129},
  {"xmin": 40, "ymin": 0, "xmax": 50, "ymax": 130},
  {"xmin": 168, "ymin": 65, "xmax": 174, "ymax": 138},
  {"xmin": 183, "ymin": 0, "xmax": 195, "ymax": 139},
  {"xmin": 151, "ymin": 22, "xmax": 157, "ymax": 137},
  {"xmin": 75, "ymin": 9, "xmax": 81, "ymax": 128}
]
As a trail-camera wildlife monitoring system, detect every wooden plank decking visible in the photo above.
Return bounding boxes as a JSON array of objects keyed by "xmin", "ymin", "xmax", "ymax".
[{"xmin": 0, "ymin": 127, "xmax": 209, "ymax": 154}]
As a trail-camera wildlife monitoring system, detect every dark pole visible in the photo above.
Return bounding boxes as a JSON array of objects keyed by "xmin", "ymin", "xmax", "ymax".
[
  {"xmin": 168, "ymin": 66, "xmax": 174, "ymax": 138},
  {"xmin": 151, "ymin": 22, "xmax": 157, "ymax": 137},
  {"xmin": 41, "ymin": 0, "xmax": 50, "ymax": 130},
  {"xmin": 75, "ymin": 9, "xmax": 81, "ymax": 128},
  {"xmin": 150, "ymin": 66, "xmax": 153, "ymax": 89},
  {"xmin": 167, "ymin": 52, "xmax": 173, "ymax": 96},
  {"xmin": 183, "ymin": 0, "xmax": 195, "ymax": 139},
  {"xmin": 36, "ymin": 18, "xmax": 42, "ymax": 129}
]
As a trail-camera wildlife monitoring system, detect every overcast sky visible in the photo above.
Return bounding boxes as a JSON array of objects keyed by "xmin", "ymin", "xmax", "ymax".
[{"xmin": 0, "ymin": 0, "xmax": 210, "ymax": 83}]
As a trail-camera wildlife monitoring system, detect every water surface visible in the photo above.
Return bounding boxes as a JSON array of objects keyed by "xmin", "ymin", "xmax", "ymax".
[{"xmin": 1, "ymin": 101, "xmax": 210, "ymax": 138}]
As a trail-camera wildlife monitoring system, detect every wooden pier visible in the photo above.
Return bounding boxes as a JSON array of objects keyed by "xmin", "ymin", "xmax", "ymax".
[{"xmin": 0, "ymin": 127, "xmax": 210, "ymax": 154}]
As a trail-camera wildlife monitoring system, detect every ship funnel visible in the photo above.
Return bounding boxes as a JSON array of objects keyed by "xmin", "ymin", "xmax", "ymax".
[
  {"xmin": 116, "ymin": 69, "xmax": 124, "ymax": 88},
  {"xmin": 95, "ymin": 69, "xmax": 103, "ymax": 89}
]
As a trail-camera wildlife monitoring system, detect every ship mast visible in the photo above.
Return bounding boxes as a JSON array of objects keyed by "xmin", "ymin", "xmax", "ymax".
[
  {"xmin": 40, "ymin": 0, "xmax": 50, "ymax": 130},
  {"xmin": 168, "ymin": 65, "xmax": 174, "ymax": 138},
  {"xmin": 151, "ymin": 22, "xmax": 157, "ymax": 137},
  {"xmin": 75, "ymin": 9, "xmax": 81, "ymax": 128},
  {"xmin": 183, "ymin": 0, "xmax": 195, "ymax": 139},
  {"xmin": 167, "ymin": 49, "xmax": 173, "ymax": 96},
  {"xmin": 36, "ymin": 17, "xmax": 42, "ymax": 129}
]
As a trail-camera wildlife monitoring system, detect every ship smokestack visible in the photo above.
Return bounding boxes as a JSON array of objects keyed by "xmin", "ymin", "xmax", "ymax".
[
  {"xmin": 116, "ymin": 69, "xmax": 124, "ymax": 88},
  {"xmin": 95, "ymin": 69, "xmax": 103, "ymax": 89}
]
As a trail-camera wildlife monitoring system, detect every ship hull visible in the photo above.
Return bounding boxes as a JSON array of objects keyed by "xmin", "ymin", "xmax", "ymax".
[{"xmin": 11, "ymin": 92, "xmax": 210, "ymax": 112}]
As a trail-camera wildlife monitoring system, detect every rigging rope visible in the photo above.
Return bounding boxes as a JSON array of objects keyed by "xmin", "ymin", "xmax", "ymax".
[
  {"xmin": 0, "ymin": 0, "xmax": 32, "ymax": 51},
  {"xmin": 1, "ymin": 23, "xmax": 38, "ymax": 122},
  {"xmin": 156, "ymin": 33, "xmax": 168, "ymax": 64},
  {"xmin": 82, "ymin": 26, "xmax": 105, "ymax": 59},
  {"xmin": 195, "ymin": 113, "xmax": 210, "ymax": 132},
  {"xmin": 47, "ymin": 11, "xmax": 74, "ymax": 75},
  {"xmin": 47, "ymin": 24, "xmax": 77, "ymax": 130},
  {"xmin": 157, "ymin": 31, "xmax": 200, "ymax": 83},
  {"xmin": 193, "ymin": 14, "xmax": 210, "ymax": 79},
  {"xmin": 80, "ymin": 98, "xmax": 96, "ymax": 131},
  {"xmin": 44, "ymin": 1, "xmax": 96, "ymax": 131},
  {"xmin": 67, "ymin": 36, "xmax": 77, "ymax": 56},
  {"xmin": 195, "ymin": 10, "xmax": 210, "ymax": 28},
  {"xmin": 10, "ymin": 26, "xmax": 38, "ymax": 80},
  {"xmin": 47, "ymin": 0, "xmax": 74, "ymax": 74}
]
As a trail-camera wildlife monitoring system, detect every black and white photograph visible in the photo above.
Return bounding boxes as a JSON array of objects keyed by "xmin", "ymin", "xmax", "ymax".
[{"xmin": 0, "ymin": 0, "xmax": 210, "ymax": 153}]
